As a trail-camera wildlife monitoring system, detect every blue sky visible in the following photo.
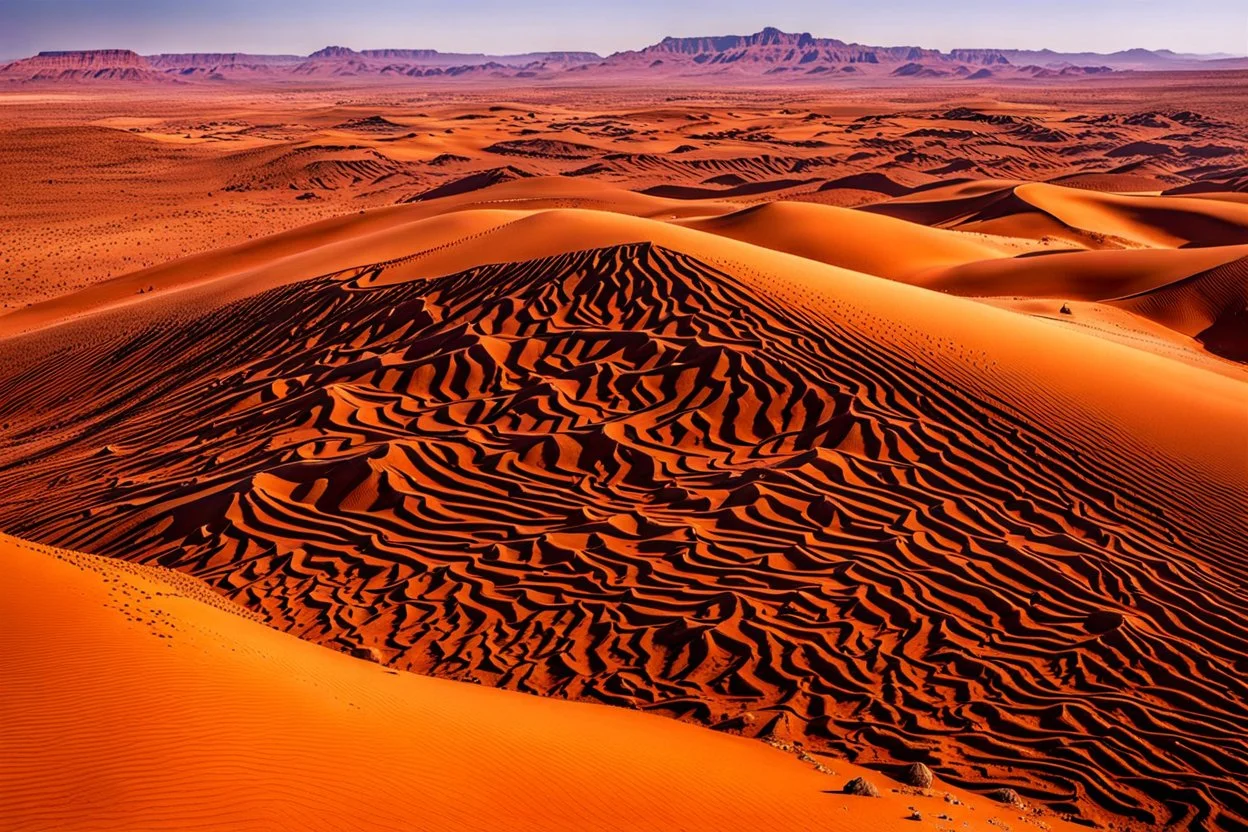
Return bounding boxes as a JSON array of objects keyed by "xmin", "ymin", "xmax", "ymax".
[{"xmin": 2, "ymin": 0, "xmax": 1245, "ymax": 59}]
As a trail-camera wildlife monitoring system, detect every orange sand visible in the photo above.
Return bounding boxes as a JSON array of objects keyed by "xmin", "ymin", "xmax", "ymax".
[
  {"xmin": 1, "ymin": 77, "xmax": 1246, "ymax": 832},
  {"xmin": 0, "ymin": 534, "xmax": 1079, "ymax": 832}
]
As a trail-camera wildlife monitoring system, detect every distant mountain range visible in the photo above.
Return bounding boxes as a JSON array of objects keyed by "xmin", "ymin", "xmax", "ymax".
[{"xmin": 4, "ymin": 27, "xmax": 1244, "ymax": 83}]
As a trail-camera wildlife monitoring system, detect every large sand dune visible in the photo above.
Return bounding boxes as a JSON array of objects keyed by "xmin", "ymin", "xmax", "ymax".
[{"xmin": 1, "ymin": 196, "xmax": 1244, "ymax": 828}]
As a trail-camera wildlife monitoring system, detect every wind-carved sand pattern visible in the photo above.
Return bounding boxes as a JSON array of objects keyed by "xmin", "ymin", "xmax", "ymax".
[{"xmin": 0, "ymin": 243, "xmax": 1244, "ymax": 828}]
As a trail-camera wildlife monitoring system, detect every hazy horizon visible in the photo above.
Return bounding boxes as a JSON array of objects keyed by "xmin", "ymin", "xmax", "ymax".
[{"xmin": 2, "ymin": 0, "xmax": 1246, "ymax": 61}]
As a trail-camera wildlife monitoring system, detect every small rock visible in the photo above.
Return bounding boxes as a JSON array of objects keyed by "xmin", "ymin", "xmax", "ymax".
[
  {"xmin": 1084, "ymin": 610, "xmax": 1126, "ymax": 633},
  {"xmin": 844, "ymin": 777, "xmax": 881, "ymax": 797},
  {"xmin": 902, "ymin": 762, "xmax": 935, "ymax": 789},
  {"xmin": 987, "ymin": 787, "xmax": 1023, "ymax": 806},
  {"xmin": 909, "ymin": 810, "xmax": 923, "ymax": 821},
  {"xmin": 348, "ymin": 645, "xmax": 383, "ymax": 663}
]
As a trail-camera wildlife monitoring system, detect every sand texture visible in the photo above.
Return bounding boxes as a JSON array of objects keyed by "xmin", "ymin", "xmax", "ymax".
[{"xmin": 1, "ymin": 73, "xmax": 1246, "ymax": 832}]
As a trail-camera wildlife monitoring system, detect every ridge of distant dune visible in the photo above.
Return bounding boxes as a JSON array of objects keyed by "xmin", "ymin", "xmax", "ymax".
[
  {"xmin": 818, "ymin": 172, "xmax": 914, "ymax": 197},
  {"xmin": 223, "ymin": 144, "xmax": 422, "ymax": 192},
  {"xmin": 868, "ymin": 181, "xmax": 1248, "ymax": 248},
  {"xmin": 923, "ymin": 244, "xmax": 1248, "ymax": 301},
  {"xmin": 640, "ymin": 178, "xmax": 820, "ymax": 199},
  {"xmin": 1012, "ymin": 183, "xmax": 1248, "ymax": 247},
  {"xmin": 915, "ymin": 243, "xmax": 1248, "ymax": 366},
  {"xmin": 404, "ymin": 166, "xmax": 535, "ymax": 202},
  {"xmin": 0, "ymin": 213, "xmax": 1245, "ymax": 828},
  {"xmin": 679, "ymin": 201, "xmax": 1021, "ymax": 280}
]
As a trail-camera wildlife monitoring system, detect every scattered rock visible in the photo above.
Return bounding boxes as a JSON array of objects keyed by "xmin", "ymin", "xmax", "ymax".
[
  {"xmin": 902, "ymin": 762, "xmax": 935, "ymax": 788},
  {"xmin": 844, "ymin": 777, "xmax": 881, "ymax": 797},
  {"xmin": 987, "ymin": 787, "xmax": 1023, "ymax": 806},
  {"xmin": 348, "ymin": 645, "xmax": 383, "ymax": 663},
  {"xmin": 909, "ymin": 810, "xmax": 923, "ymax": 821},
  {"xmin": 1059, "ymin": 303, "xmax": 1072, "ymax": 315}
]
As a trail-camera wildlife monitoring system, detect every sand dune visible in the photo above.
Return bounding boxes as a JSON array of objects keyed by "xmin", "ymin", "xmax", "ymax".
[
  {"xmin": 1012, "ymin": 183, "xmax": 1248, "ymax": 247},
  {"xmin": 866, "ymin": 179, "xmax": 1248, "ymax": 248},
  {"xmin": 6, "ymin": 85, "xmax": 1248, "ymax": 311},
  {"xmin": 10, "ymin": 532, "xmax": 1035, "ymax": 831},
  {"xmin": 918, "ymin": 242, "xmax": 1248, "ymax": 362},
  {"xmin": 923, "ymin": 243, "xmax": 1248, "ymax": 300},
  {"xmin": 1108, "ymin": 254, "xmax": 1248, "ymax": 359},
  {"xmin": 679, "ymin": 201, "xmax": 1033, "ymax": 280},
  {"xmin": 1, "ymin": 201, "xmax": 1244, "ymax": 828}
]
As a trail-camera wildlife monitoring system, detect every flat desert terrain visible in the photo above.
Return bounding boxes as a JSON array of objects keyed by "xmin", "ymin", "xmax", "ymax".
[{"xmin": 1, "ymin": 68, "xmax": 1246, "ymax": 832}]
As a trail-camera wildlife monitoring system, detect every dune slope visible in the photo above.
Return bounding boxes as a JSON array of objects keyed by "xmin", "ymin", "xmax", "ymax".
[
  {"xmin": 866, "ymin": 180, "xmax": 1248, "ymax": 249},
  {"xmin": 679, "ymin": 201, "xmax": 1025, "ymax": 282},
  {"xmin": 7, "ymin": 532, "xmax": 1037, "ymax": 832},
  {"xmin": 1108, "ymin": 254, "xmax": 1248, "ymax": 360},
  {"xmin": 922, "ymin": 244, "xmax": 1248, "ymax": 301}
]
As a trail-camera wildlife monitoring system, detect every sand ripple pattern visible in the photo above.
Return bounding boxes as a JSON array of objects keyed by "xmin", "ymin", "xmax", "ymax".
[{"xmin": 0, "ymin": 244, "xmax": 1245, "ymax": 829}]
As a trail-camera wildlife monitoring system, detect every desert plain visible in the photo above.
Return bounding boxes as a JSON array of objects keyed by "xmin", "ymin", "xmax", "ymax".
[{"xmin": 1, "ymin": 39, "xmax": 1247, "ymax": 832}]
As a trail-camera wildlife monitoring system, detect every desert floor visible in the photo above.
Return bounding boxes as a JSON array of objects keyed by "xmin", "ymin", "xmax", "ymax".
[{"xmin": 1, "ymin": 75, "xmax": 1246, "ymax": 831}]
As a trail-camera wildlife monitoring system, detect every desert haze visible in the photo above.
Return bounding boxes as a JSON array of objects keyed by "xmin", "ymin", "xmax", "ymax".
[{"xmin": 1, "ymin": 15, "xmax": 1246, "ymax": 832}]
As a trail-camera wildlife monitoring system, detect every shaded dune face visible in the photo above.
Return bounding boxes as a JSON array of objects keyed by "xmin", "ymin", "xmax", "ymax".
[
  {"xmin": 1109, "ymin": 255, "xmax": 1248, "ymax": 360},
  {"xmin": 0, "ymin": 243, "xmax": 1245, "ymax": 829}
]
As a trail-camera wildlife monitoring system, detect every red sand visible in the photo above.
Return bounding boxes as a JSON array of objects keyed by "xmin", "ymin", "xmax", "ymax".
[
  {"xmin": 6, "ymin": 533, "xmax": 1086, "ymax": 831},
  {"xmin": 1, "ymin": 75, "xmax": 1246, "ymax": 831}
]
